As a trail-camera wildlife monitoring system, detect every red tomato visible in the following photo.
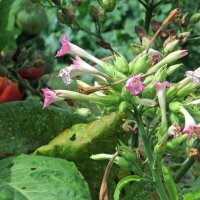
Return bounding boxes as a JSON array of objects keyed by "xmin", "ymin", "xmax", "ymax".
[
  {"xmin": 0, "ymin": 77, "xmax": 23, "ymax": 103},
  {"xmin": 19, "ymin": 66, "xmax": 45, "ymax": 80},
  {"xmin": 0, "ymin": 77, "xmax": 8, "ymax": 93}
]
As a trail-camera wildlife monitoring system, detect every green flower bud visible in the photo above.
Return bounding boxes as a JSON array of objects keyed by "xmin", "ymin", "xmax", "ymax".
[
  {"xmin": 178, "ymin": 32, "xmax": 190, "ymax": 44},
  {"xmin": 153, "ymin": 66, "xmax": 168, "ymax": 82},
  {"xmin": 176, "ymin": 82, "xmax": 196, "ymax": 98},
  {"xmin": 169, "ymin": 112, "xmax": 180, "ymax": 124},
  {"xmin": 130, "ymin": 54, "xmax": 151, "ymax": 75},
  {"xmin": 113, "ymin": 52, "xmax": 129, "ymax": 73},
  {"xmin": 169, "ymin": 102, "xmax": 182, "ymax": 113},
  {"xmin": 164, "ymin": 39, "xmax": 179, "ymax": 54},
  {"xmin": 167, "ymin": 64, "xmax": 182, "ymax": 75},
  {"xmin": 99, "ymin": 0, "xmax": 116, "ymax": 12},
  {"xmin": 190, "ymin": 12, "xmax": 200, "ymax": 25},
  {"xmin": 166, "ymin": 134, "xmax": 188, "ymax": 149},
  {"xmin": 166, "ymin": 84, "xmax": 178, "ymax": 100}
]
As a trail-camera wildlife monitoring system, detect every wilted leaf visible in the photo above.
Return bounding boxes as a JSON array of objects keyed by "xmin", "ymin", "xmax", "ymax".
[
  {"xmin": 0, "ymin": 101, "xmax": 86, "ymax": 157},
  {"xmin": 0, "ymin": 154, "xmax": 91, "ymax": 200}
]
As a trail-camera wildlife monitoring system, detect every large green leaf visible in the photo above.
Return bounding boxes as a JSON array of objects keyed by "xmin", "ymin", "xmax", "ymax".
[
  {"xmin": 0, "ymin": 101, "xmax": 85, "ymax": 157},
  {"xmin": 34, "ymin": 112, "xmax": 127, "ymax": 199},
  {"xmin": 0, "ymin": 0, "xmax": 21, "ymax": 51},
  {"xmin": 0, "ymin": 154, "xmax": 91, "ymax": 200}
]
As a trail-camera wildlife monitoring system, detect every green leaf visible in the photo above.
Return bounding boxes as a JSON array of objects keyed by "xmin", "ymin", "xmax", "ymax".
[
  {"xmin": 34, "ymin": 112, "xmax": 127, "ymax": 199},
  {"xmin": 0, "ymin": 154, "xmax": 91, "ymax": 200},
  {"xmin": 161, "ymin": 162, "xmax": 178, "ymax": 200},
  {"xmin": 114, "ymin": 175, "xmax": 141, "ymax": 200},
  {"xmin": 184, "ymin": 188, "xmax": 200, "ymax": 200},
  {"xmin": 0, "ymin": 101, "xmax": 86, "ymax": 157},
  {"xmin": 0, "ymin": 0, "xmax": 21, "ymax": 51}
]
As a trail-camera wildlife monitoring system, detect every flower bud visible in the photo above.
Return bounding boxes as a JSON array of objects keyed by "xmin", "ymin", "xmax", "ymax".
[
  {"xmin": 167, "ymin": 64, "xmax": 182, "ymax": 75},
  {"xmin": 153, "ymin": 66, "xmax": 168, "ymax": 82},
  {"xmin": 176, "ymin": 82, "xmax": 196, "ymax": 98},
  {"xmin": 190, "ymin": 12, "xmax": 200, "ymax": 25},
  {"xmin": 178, "ymin": 32, "xmax": 190, "ymax": 44},
  {"xmin": 130, "ymin": 54, "xmax": 151, "ymax": 75},
  {"xmin": 169, "ymin": 102, "xmax": 182, "ymax": 113},
  {"xmin": 181, "ymin": 13, "xmax": 189, "ymax": 28},
  {"xmin": 142, "ymin": 36, "xmax": 151, "ymax": 49},
  {"xmin": 61, "ymin": 8, "xmax": 75, "ymax": 24},
  {"xmin": 113, "ymin": 52, "xmax": 129, "ymax": 73},
  {"xmin": 166, "ymin": 84, "xmax": 178, "ymax": 100},
  {"xmin": 148, "ymin": 50, "xmax": 188, "ymax": 73},
  {"xmin": 88, "ymin": 4, "xmax": 98, "ymax": 21},
  {"xmin": 100, "ymin": 0, "xmax": 116, "ymax": 12},
  {"xmin": 164, "ymin": 39, "xmax": 179, "ymax": 54},
  {"xmin": 97, "ymin": 6, "xmax": 106, "ymax": 22}
]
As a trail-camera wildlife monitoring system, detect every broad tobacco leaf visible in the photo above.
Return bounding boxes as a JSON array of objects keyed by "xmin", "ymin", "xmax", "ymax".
[
  {"xmin": 0, "ymin": 154, "xmax": 91, "ymax": 200},
  {"xmin": 34, "ymin": 112, "xmax": 127, "ymax": 199},
  {"xmin": 0, "ymin": 0, "xmax": 21, "ymax": 51},
  {"xmin": 0, "ymin": 101, "xmax": 86, "ymax": 157}
]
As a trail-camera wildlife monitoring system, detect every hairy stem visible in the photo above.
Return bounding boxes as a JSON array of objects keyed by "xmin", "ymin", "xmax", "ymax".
[{"xmin": 134, "ymin": 107, "xmax": 168, "ymax": 200}]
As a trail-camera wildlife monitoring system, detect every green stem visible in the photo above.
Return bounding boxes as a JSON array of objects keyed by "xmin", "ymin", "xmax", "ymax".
[
  {"xmin": 174, "ymin": 139, "xmax": 200, "ymax": 183},
  {"xmin": 134, "ymin": 107, "xmax": 168, "ymax": 200}
]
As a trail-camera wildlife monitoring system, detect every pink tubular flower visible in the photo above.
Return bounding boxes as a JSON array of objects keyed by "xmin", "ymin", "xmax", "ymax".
[
  {"xmin": 55, "ymin": 35, "xmax": 103, "ymax": 66},
  {"xmin": 58, "ymin": 56, "xmax": 109, "ymax": 85},
  {"xmin": 153, "ymin": 81, "xmax": 171, "ymax": 124},
  {"xmin": 125, "ymin": 74, "xmax": 145, "ymax": 95},
  {"xmin": 153, "ymin": 81, "xmax": 171, "ymax": 90},
  {"xmin": 41, "ymin": 88, "xmax": 64, "ymax": 108},
  {"xmin": 180, "ymin": 107, "xmax": 200, "ymax": 138}
]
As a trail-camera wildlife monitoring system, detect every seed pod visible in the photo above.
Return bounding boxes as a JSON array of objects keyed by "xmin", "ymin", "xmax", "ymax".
[
  {"xmin": 88, "ymin": 4, "xmax": 98, "ymax": 21},
  {"xmin": 61, "ymin": 8, "xmax": 76, "ymax": 24}
]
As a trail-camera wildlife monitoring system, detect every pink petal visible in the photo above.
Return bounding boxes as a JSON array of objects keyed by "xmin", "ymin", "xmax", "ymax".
[{"xmin": 55, "ymin": 35, "xmax": 71, "ymax": 57}]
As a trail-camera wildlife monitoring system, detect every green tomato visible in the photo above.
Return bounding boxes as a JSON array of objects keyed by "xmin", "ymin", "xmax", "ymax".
[{"xmin": 16, "ymin": 8, "xmax": 48, "ymax": 35}]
